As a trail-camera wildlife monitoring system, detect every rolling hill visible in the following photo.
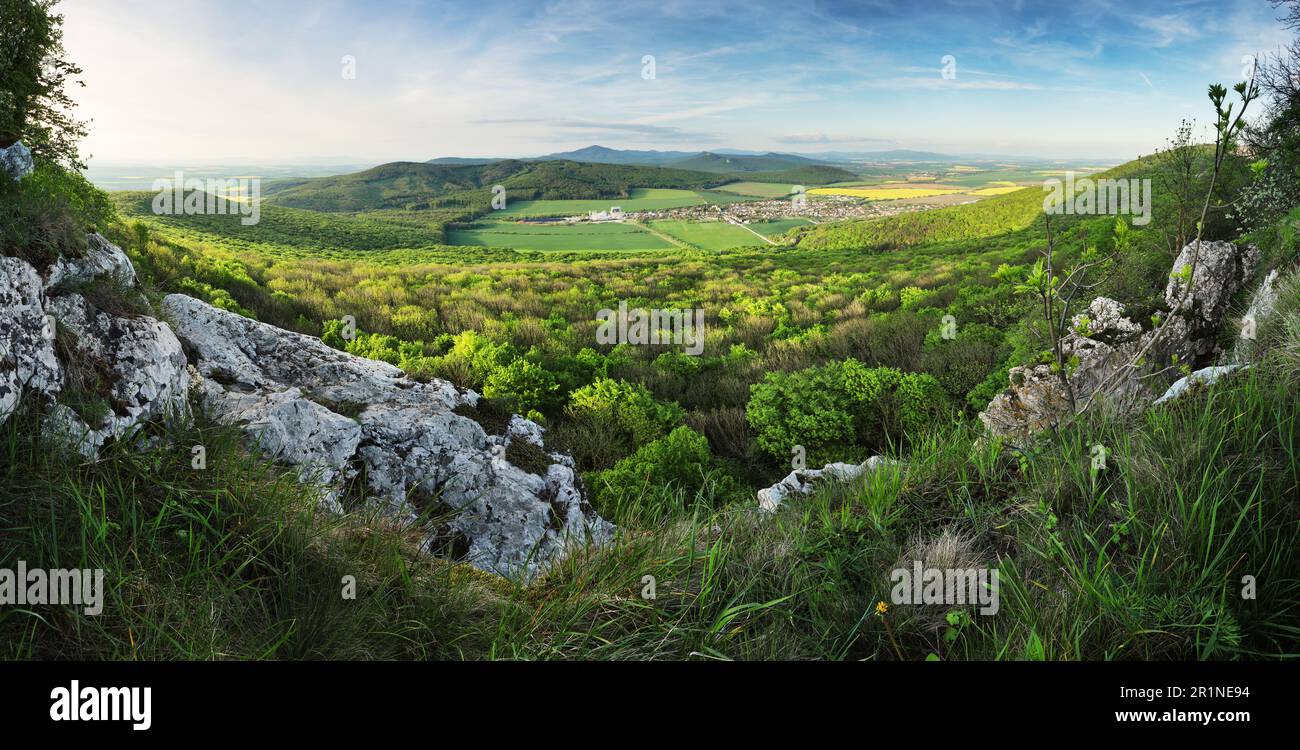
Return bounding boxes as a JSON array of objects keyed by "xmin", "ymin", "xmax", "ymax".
[
  {"xmin": 669, "ymin": 151, "xmax": 831, "ymax": 173},
  {"xmin": 265, "ymin": 159, "xmax": 728, "ymax": 212}
]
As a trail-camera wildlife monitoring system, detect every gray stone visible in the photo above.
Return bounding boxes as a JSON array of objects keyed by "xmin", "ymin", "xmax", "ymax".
[
  {"xmin": 979, "ymin": 241, "xmax": 1260, "ymax": 446},
  {"xmin": 0, "ymin": 141, "xmax": 33, "ymax": 180},
  {"xmin": 0, "ymin": 256, "xmax": 61, "ymax": 424},
  {"xmin": 161, "ymin": 293, "xmax": 613, "ymax": 580},
  {"xmin": 1231, "ymin": 269, "xmax": 1280, "ymax": 365},
  {"xmin": 758, "ymin": 456, "xmax": 893, "ymax": 513},
  {"xmin": 45, "ymin": 233, "xmax": 138, "ymax": 292},
  {"xmin": 1153, "ymin": 365, "xmax": 1247, "ymax": 406},
  {"xmin": 42, "ymin": 292, "xmax": 190, "ymax": 458}
]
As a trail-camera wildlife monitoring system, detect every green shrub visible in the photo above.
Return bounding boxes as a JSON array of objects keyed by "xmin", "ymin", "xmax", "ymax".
[
  {"xmin": 482, "ymin": 358, "xmax": 559, "ymax": 414},
  {"xmin": 589, "ymin": 426, "xmax": 735, "ymax": 517},
  {"xmin": 747, "ymin": 359, "xmax": 951, "ymax": 465}
]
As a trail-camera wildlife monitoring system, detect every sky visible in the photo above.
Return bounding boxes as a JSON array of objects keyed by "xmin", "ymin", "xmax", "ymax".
[{"xmin": 59, "ymin": 0, "xmax": 1293, "ymax": 165}]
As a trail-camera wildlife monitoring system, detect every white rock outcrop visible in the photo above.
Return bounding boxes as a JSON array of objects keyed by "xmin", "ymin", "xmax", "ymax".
[
  {"xmin": 160, "ymin": 293, "xmax": 614, "ymax": 580},
  {"xmin": 42, "ymin": 292, "xmax": 189, "ymax": 457},
  {"xmin": 0, "ymin": 256, "xmax": 61, "ymax": 421},
  {"xmin": 1153, "ymin": 365, "xmax": 1248, "ymax": 406},
  {"xmin": 980, "ymin": 240, "xmax": 1260, "ymax": 446},
  {"xmin": 758, "ymin": 456, "xmax": 893, "ymax": 513},
  {"xmin": 1231, "ymin": 268, "xmax": 1281, "ymax": 365},
  {"xmin": 0, "ymin": 236, "xmax": 189, "ymax": 457},
  {"xmin": 44, "ymin": 233, "xmax": 138, "ymax": 292},
  {"xmin": 0, "ymin": 141, "xmax": 33, "ymax": 180}
]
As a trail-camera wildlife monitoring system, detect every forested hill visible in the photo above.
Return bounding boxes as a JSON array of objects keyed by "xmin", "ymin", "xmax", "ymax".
[
  {"xmin": 263, "ymin": 158, "xmax": 858, "ymax": 213},
  {"xmin": 793, "ymin": 154, "xmax": 1239, "ymax": 252},
  {"xmin": 264, "ymin": 159, "xmax": 728, "ymax": 212}
]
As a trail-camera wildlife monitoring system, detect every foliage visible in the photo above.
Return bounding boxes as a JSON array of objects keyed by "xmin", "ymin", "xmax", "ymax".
[{"xmin": 0, "ymin": 0, "xmax": 86, "ymax": 167}]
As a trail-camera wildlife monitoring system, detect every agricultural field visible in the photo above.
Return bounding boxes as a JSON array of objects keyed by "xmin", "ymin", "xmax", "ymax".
[
  {"xmin": 646, "ymin": 218, "xmax": 773, "ymax": 249},
  {"xmin": 713, "ymin": 181, "xmax": 799, "ymax": 198},
  {"xmin": 495, "ymin": 188, "xmax": 752, "ymax": 217},
  {"xmin": 447, "ymin": 220, "xmax": 674, "ymax": 252},
  {"xmin": 809, "ymin": 185, "xmax": 966, "ymax": 200},
  {"xmin": 750, "ymin": 217, "xmax": 814, "ymax": 236}
]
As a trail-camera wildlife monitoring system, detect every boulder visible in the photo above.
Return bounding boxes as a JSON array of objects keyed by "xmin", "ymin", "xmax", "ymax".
[
  {"xmin": 758, "ymin": 456, "xmax": 893, "ymax": 513},
  {"xmin": 1165, "ymin": 240, "xmax": 1260, "ymax": 355},
  {"xmin": 0, "ymin": 256, "xmax": 61, "ymax": 423},
  {"xmin": 1, "ymin": 238, "xmax": 189, "ymax": 457},
  {"xmin": 45, "ymin": 233, "xmax": 138, "ymax": 292},
  {"xmin": 42, "ymin": 292, "xmax": 190, "ymax": 458},
  {"xmin": 1231, "ymin": 268, "xmax": 1280, "ymax": 365},
  {"xmin": 160, "ymin": 293, "xmax": 614, "ymax": 580},
  {"xmin": 1153, "ymin": 365, "xmax": 1247, "ymax": 407},
  {"xmin": 0, "ymin": 141, "xmax": 33, "ymax": 181},
  {"xmin": 979, "ymin": 240, "xmax": 1259, "ymax": 446}
]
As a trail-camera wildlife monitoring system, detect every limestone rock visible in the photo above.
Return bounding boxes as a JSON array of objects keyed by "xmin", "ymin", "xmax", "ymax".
[
  {"xmin": 1231, "ymin": 268, "xmax": 1280, "ymax": 365},
  {"xmin": 161, "ymin": 293, "xmax": 613, "ymax": 580},
  {"xmin": 979, "ymin": 240, "xmax": 1259, "ymax": 446},
  {"xmin": 758, "ymin": 456, "xmax": 893, "ymax": 513},
  {"xmin": 0, "ymin": 256, "xmax": 61, "ymax": 423},
  {"xmin": 45, "ymin": 233, "xmax": 138, "ymax": 292},
  {"xmin": 42, "ymin": 292, "xmax": 190, "ymax": 458},
  {"xmin": 1153, "ymin": 365, "xmax": 1247, "ymax": 406},
  {"xmin": 0, "ymin": 141, "xmax": 33, "ymax": 181}
]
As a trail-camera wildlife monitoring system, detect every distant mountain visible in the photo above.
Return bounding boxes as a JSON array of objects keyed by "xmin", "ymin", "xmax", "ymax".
[
  {"xmin": 669, "ymin": 151, "xmax": 833, "ymax": 173},
  {"xmin": 426, "ymin": 157, "xmax": 503, "ymax": 165},
  {"xmin": 799, "ymin": 149, "xmax": 957, "ymax": 162},
  {"xmin": 530, "ymin": 145, "xmax": 699, "ymax": 166}
]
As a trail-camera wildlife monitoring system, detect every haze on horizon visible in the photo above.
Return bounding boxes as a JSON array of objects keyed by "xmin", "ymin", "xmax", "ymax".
[{"xmin": 61, "ymin": 0, "xmax": 1288, "ymax": 166}]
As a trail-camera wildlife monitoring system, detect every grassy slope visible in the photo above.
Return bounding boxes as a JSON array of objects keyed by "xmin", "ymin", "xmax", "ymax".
[
  {"xmin": 795, "ymin": 158, "xmax": 1151, "ymax": 252},
  {"xmin": 10, "ymin": 148, "xmax": 1297, "ymax": 660},
  {"xmin": 5, "ymin": 265, "xmax": 1297, "ymax": 659}
]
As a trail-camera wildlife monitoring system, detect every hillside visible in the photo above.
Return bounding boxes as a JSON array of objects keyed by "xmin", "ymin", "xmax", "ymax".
[
  {"xmin": 266, "ymin": 159, "xmax": 728, "ymax": 212},
  {"xmin": 793, "ymin": 153, "xmax": 1240, "ymax": 252},
  {"xmin": 670, "ymin": 151, "xmax": 829, "ymax": 173}
]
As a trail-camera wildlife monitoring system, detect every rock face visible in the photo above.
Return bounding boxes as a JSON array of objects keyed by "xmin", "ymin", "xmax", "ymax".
[
  {"xmin": 0, "ymin": 141, "xmax": 33, "ymax": 180},
  {"xmin": 0, "ymin": 256, "xmax": 61, "ymax": 421},
  {"xmin": 45, "ymin": 233, "xmax": 138, "ymax": 292},
  {"xmin": 160, "ymin": 293, "xmax": 614, "ymax": 580},
  {"xmin": 1231, "ymin": 268, "xmax": 1280, "ymax": 365},
  {"xmin": 0, "ymin": 236, "xmax": 189, "ymax": 457},
  {"xmin": 979, "ymin": 240, "xmax": 1260, "ymax": 446},
  {"xmin": 757, "ymin": 456, "xmax": 893, "ymax": 513},
  {"xmin": 0, "ymin": 236, "xmax": 190, "ymax": 458}
]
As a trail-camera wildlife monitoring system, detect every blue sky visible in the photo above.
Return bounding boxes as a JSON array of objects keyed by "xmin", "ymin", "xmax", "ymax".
[{"xmin": 63, "ymin": 0, "xmax": 1290, "ymax": 163}]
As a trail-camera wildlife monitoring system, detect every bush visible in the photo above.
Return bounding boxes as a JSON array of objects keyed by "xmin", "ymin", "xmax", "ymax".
[
  {"xmin": 564, "ymin": 378, "xmax": 684, "ymax": 457},
  {"xmin": 747, "ymin": 359, "xmax": 951, "ymax": 465},
  {"xmin": 0, "ymin": 162, "xmax": 104, "ymax": 268},
  {"xmin": 482, "ymin": 358, "xmax": 558, "ymax": 414},
  {"xmin": 589, "ymin": 426, "xmax": 735, "ymax": 517}
]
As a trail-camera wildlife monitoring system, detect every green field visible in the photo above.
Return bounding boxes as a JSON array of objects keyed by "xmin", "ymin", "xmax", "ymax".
[
  {"xmin": 713, "ymin": 181, "xmax": 799, "ymax": 198},
  {"xmin": 448, "ymin": 220, "xmax": 674, "ymax": 252},
  {"xmin": 750, "ymin": 218, "xmax": 814, "ymax": 237},
  {"xmin": 495, "ymin": 188, "xmax": 752, "ymax": 218},
  {"xmin": 647, "ymin": 219, "xmax": 772, "ymax": 249}
]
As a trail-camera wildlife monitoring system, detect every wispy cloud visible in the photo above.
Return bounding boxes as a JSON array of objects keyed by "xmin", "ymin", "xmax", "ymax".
[{"xmin": 58, "ymin": 0, "xmax": 1292, "ymax": 162}]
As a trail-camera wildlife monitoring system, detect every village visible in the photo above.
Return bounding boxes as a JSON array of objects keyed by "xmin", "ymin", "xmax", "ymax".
[{"xmin": 517, "ymin": 193, "xmax": 969, "ymax": 228}]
